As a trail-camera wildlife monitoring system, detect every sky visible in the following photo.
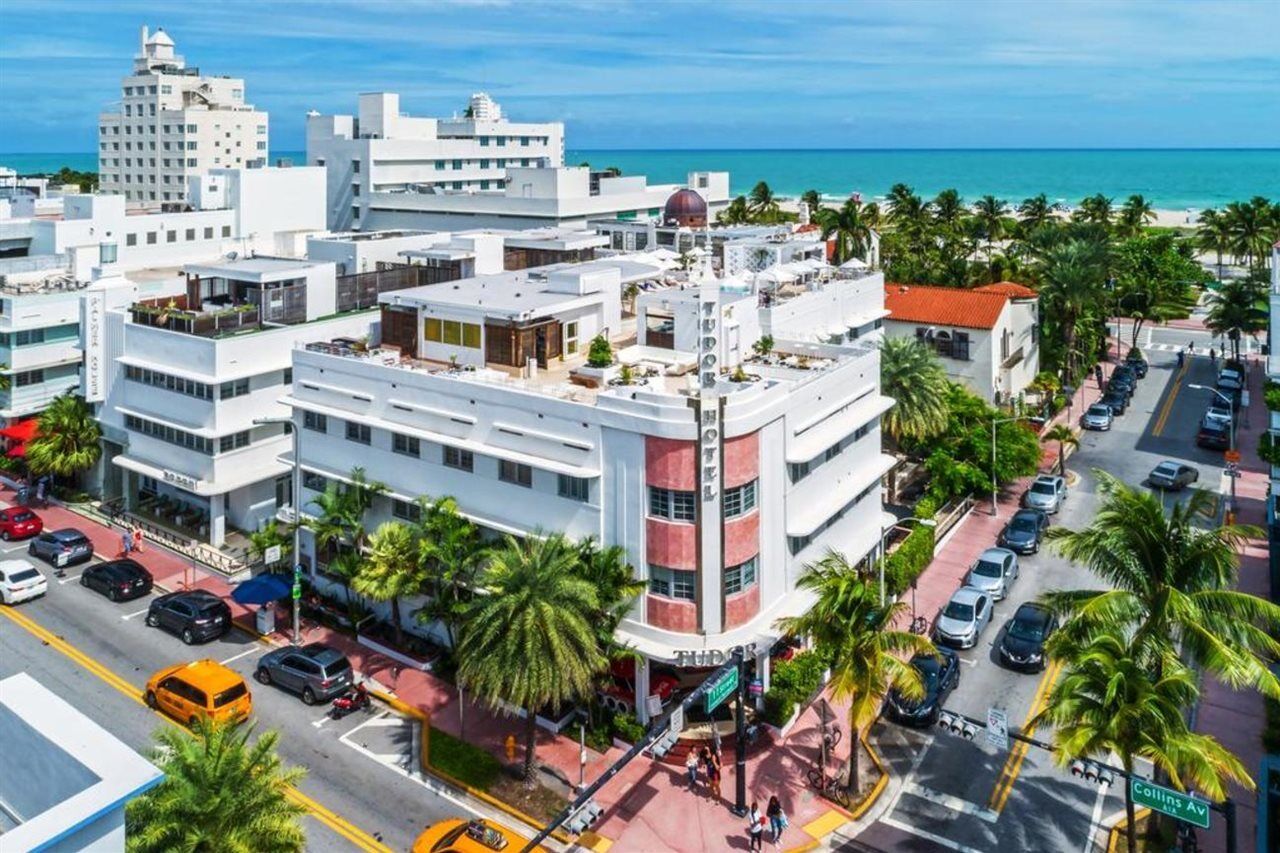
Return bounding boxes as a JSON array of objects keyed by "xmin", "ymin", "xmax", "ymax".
[{"xmin": 1, "ymin": 0, "xmax": 1277, "ymax": 152}]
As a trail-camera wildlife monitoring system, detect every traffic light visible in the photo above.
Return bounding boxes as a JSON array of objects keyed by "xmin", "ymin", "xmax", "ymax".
[
  {"xmin": 936, "ymin": 711, "xmax": 977, "ymax": 740},
  {"xmin": 566, "ymin": 800, "xmax": 605, "ymax": 834},
  {"xmin": 1070, "ymin": 759, "xmax": 1114, "ymax": 786}
]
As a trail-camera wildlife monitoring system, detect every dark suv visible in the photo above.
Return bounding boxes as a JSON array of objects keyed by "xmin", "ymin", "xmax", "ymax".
[
  {"xmin": 255, "ymin": 643, "xmax": 354, "ymax": 705},
  {"xmin": 1196, "ymin": 419, "xmax": 1231, "ymax": 450},
  {"xmin": 80, "ymin": 559, "xmax": 153, "ymax": 601},
  {"xmin": 146, "ymin": 589, "xmax": 232, "ymax": 644}
]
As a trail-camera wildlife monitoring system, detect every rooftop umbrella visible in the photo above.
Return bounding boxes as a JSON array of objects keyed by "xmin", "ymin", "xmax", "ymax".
[{"xmin": 230, "ymin": 572, "xmax": 292, "ymax": 606}]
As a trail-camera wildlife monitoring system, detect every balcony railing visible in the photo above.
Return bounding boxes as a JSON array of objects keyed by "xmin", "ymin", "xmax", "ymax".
[{"xmin": 130, "ymin": 303, "xmax": 261, "ymax": 336}]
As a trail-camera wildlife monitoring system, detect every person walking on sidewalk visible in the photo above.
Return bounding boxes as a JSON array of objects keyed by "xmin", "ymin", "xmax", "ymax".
[
  {"xmin": 120, "ymin": 525, "xmax": 134, "ymax": 557},
  {"xmin": 684, "ymin": 749, "xmax": 699, "ymax": 790},
  {"xmin": 747, "ymin": 801, "xmax": 765, "ymax": 851},
  {"xmin": 766, "ymin": 795, "xmax": 787, "ymax": 844},
  {"xmin": 132, "ymin": 526, "xmax": 145, "ymax": 554},
  {"xmin": 706, "ymin": 748, "xmax": 721, "ymax": 800}
]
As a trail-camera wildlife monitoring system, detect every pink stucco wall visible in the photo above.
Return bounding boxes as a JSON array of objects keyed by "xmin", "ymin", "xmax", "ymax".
[
  {"xmin": 723, "ymin": 511, "xmax": 760, "ymax": 568},
  {"xmin": 645, "ymin": 436, "xmax": 697, "ymax": 490},
  {"xmin": 646, "ymin": 518, "xmax": 697, "ymax": 570},
  {"xmin": 723, "ymin": 431, "xmax": 759, "ymax": 488},
  {"xmin": 647, "ymin": 594, "xmax": 698, "ymax": 632},
  {"xmin": 724, "ymin": 584, "xmax": 761, "ymax": 629}
]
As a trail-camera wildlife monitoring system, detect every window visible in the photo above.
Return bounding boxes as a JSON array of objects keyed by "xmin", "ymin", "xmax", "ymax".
[
  {"xmin": 954, "ymin": 332, "xmax": 971, "ymax": 361},
  {"xmin": 219, "ymin": 377, "xmax": 250, "ymax": 399},
  {"xmin": 160, "ymin": 84, "xmax": 171, "ymax": 94},
  {"xmin": 423, "ymin": 318, "xmax": 481, "ymax": 348},
  {"xmin": 203, "ymin": 226, "xmax": 213, "ymax": 239},
  {"xmin": 479, "ymin": 159, "xmax": 490, "ymax": 168},
  {"xmin": 126, "ymin": 233, "xmax": 137, "ymax": 247},
  {"xmin": 351, "ymin": 160, "xmax": 360, "ymax": 174},
  {"xmin": 221, "ymin": 226, "xmax": 231, "ymax": 238},
  {"xmin": 219, "ymin": 431, "xmax": 250, "ymax": 453},
  {"xmin": 443, "ymin": 446, "xmax": 473, "ymax": 472},
  {"xmin": 557, "ymin": 475, "xmax": 589, "ymax": 502},
  {"xmin": 123, "ymin": 365, "xmax": 213, "ymax": 399},
  {"xmin": 452, "ymin": 159, "xmax": 462, "ymax": 169},
  {"xmin": 392, "ymin": 499, "xmax": 421, "ymax": 522},
  {"xmin": 724, "ymin": 557, "xmax": 758, "ymax": 595},
  {"xmin": 189, "ymin": 158, "xmax": 198, "ymax": 167},
  {"xmin": 185, "ymin": 228, "xmax": 195, "ymax": 241},
  {"xmin": 564, "ymin": 321, "xmax": 579, "ymax": 355},
  {"xmin": 283, "ymin": 368, "xmax": 293, "ymax": 385},
  {"xmin": 393, "ymin": 433, "xmax": 420, "ymax": 458},
  {"xmin": 14, "ymin": 369, "xmax": 45, "ymax": 387},
  {"xmin": 123, "ymin": 414, "xmax": 213, "ymax": 454},
  {"xmin": 303, "ymin": 411, "xmax": 327, "ymax": 433},
  {"xmin": 649, "ymin": 487, "xmax": 695, "ymax": 522},
  {"xmin": 723, "ymin": 480, "xmax": 757, "ymax": 518},
  {"xmin": 166, "ymin": 230, "xmax": 177, "ymax": 243},
  {"xmin": 649, "ymin": 566, "xmax": 696, "ymax": 600},
  {"xmin": 146, "ymin": 231, "xmax": 157, "ymax": 245},
  {"xmin": 499, "ymin": 460, "xmax": 532, "ymax": 488},
  {"xmin": 186, "ymin": 124, "xmax": 197, "ymax": 133},
  {"xmin": 303, "ymin": 471, "xmax": 327, "ymax": 492},
  {"xmin": 345, "ymin": 421, "xmax": 371, "ymax": 445}
]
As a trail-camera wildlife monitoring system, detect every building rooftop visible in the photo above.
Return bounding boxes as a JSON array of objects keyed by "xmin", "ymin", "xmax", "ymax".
[
  {"xmin": 973, "ymin": 281, "xmax": 1037, "ymax": 299},
  {"xmin": 184, "ymin": 256, "xmax": 325, "ymax": 282},
  {"xmin": 884, "ymin": 283, "xmax": 1017, "ymax": 330}
]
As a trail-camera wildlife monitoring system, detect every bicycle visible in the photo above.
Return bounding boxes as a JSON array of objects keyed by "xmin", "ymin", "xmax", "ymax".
[
  {"xmin": 910, "ymin": 615, "xmax": 929, "ymax": 635},
  {"xmin": 806, "ymin": 766, "xmax": 852, "ymax": 809},
  {"xmin": 822, "ymin": 724, "xmax": 842, "ymax": 750}
]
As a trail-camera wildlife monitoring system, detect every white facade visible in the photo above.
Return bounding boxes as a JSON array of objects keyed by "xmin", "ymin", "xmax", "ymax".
[
  {"xmin": 98, "ymin": 27, "xmax": 268, "ymax": 203},
  {"xmin": 285, "ymin": 260, "xmax": 892, "ymax": 720}
]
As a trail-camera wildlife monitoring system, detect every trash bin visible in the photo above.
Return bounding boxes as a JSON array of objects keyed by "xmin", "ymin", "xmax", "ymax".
[{"xmin": 255, "ymin": 604, "xmax": 276, "ymax": 636}]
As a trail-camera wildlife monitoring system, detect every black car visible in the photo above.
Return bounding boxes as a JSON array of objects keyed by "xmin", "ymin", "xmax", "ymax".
[
  {"xmin": 997, "ymin": 508, "xmax": 1050, "ymax": 554},
  {"xmin": 1107, "ymin": 375, "xmax": 1136, "ymax": 398},
  {"xmin": 80, "ymin": 559, "xmax": 153, "ymax": 602},
  {"xmin": 1124, "ymin": 352, "xmax": 1149, "ymax": 378},
  {"xmin": 28, "ymin": 528, "xmax": 94, "ymax": 568},
  {"xmin": 999, "ymin": 603, "xmax": 1058, "ymax": 672},
  {"xmin": 1100, "ymin": 390, "xmax": 1128, "ymax": 415},
  {"xmin": 1196, "ymin": 419, "xmax": 1231, "ymax": 451},
  {"xmin": 146, "ymin": 589, "xmax": 231, "ymax": 644},
  {"xmin": 1111, "ymin": 364, "xmax": 1139, "ymax": 384},
  {"xmin": 886, "ymin": 647, "xmax": 960, "ymax": 726}
]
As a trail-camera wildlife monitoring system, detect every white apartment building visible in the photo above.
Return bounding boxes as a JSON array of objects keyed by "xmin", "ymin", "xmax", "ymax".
[
  {"xmin": 307, "ymin": 92, "xmax": 729, "ymax": 232},
  {"xmin": 98, "ymin": 27, "xmax": 269, "ymax": 203},
  {"xmin": 883, "ymin": 282, "xmax": 1040, "ymax": 404},
  {"xmin": 284, "ymin": 257, "xmax": 892, "ymax": 719}
]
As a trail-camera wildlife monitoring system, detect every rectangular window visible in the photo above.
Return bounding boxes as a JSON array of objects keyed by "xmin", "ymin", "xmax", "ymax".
[
  {"xmin": 723, "ymin": 480, "xmax": 757, "ymax": 518},
  {"xmin": 185, "ymin": 228, "xmax": 195, "ymax": 241},
  {"xmin": 724, "ymin": 556, "xmax": 758, "ymax": 595},
  {"xmin": 166, "ymin": 230, "xmax": 177, "ymax": 243},
  {"xmin": 203, "ymin": 226, "xmax": 213, "ymax": 239},
  {"xmin": 648, "ymin": 487, "xmax": 695, "ymax": 522},
  {"xmin": 954, "ymin": 331, "xmax": 971, "ymax": 361},
  {"xmin": 221, "ymin": 226, "xmax": 231, "ymax": 238},
  {"xmin": 392, "ymin": 499, "xmax": 421, "ymax": 522},
  {"xmin": 557, "ymin": 475, "xmax": 589, "ymax": 502},
  {"xmin": 345, "ymin": 421, "xmax": 371, "ymax": 445},
  {"xmin": 302, "ymin": 471, "xmax": 327, "ymax": 492},
  {"xmin": 649, "ymin": 566, "xmax": 696, "ymax": 601},
  {"xmin": 499, "ymin": 460, "xmax": 532, "ymax": 488},
  {"xmin": 146, "ymin": 231, "xmax": 157, "ymax": 245},
  {"xmin": 126, "ymin": 233, "xmax": 137, "ymax": 247},
  {"xmin": 442, "ymin": 446, "xmax": 474, "ymax": 472},
  {"xmin": 393, "ymin": 433, "xmax": 420, "ymax": 458},
  {"xmin": 219, "ymin": 431, "xmax": 250, "ymax": 453},
  {"xmin": 219, "ymin": 377, "xmax": 250, "ymax": 399},
  {"xmin": 303, "ymin": 411, "xmax": 327, "ymax": 433},
  {"xmin": 564, "ymin": 321, "xmax": 579, "ymax": 354}
]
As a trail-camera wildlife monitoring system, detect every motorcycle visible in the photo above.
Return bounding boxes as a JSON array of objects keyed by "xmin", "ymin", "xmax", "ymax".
[{"xmin": 329, "ymin": 684, "xmax": 371, "ymax": 719}]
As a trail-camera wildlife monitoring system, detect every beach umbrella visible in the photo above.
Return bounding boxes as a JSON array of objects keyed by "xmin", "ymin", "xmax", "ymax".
[{"xmin": 230, "ymin": 572, "xmax": 292, "ymax": 605}]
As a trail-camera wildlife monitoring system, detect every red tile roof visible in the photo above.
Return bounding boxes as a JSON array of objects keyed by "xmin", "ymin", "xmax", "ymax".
[
  {"xmin": 884, "ymin": 284, "xmax": 1011, "ymax": 330},
  {"xmin": 974, "ymin": 281, "xmax": 1037, "ymax": 299}
]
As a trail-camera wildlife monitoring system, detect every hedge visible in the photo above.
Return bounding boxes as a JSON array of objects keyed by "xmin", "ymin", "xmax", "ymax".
[
  {"xmin": 1265, "ymin": 382, "xmax": 1280, "ymax": 413},
  {"xmin": 761, "ymin": 649, "xmax": 830, "ymax": 726},
  {"xmin": 1259, "ymin": 433, "xmax": 1280, "ymax": 467}
]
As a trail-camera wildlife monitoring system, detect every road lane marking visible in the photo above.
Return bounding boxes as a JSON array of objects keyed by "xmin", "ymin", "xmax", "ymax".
[
  {"xmin": 2, "ymin": 603, "xmax": 391, "ymax": 852},
  {"xmin": 987, "ymin": 657, "xmax": 1064, "ymax": 813},
  {"xmin": 121, "ymin": 606, "xmax": 151, "ymax": 620},
  {"xmin": 1082, "ymin": 751, "xmax": 1118, "ymax": 853},
  {"xmin": 901, "ymin": 781, "xmax": 998, "ymax": 823},
  {"xmin": 219, "ymin": 646, "xmax": 260, "ymax": 666},
  {"xmin": 57, "ymin": 573, "xmax": 84, "ymax": 585},
  {"xmin": 881, "ymin": 815, "xmax": 988, "ymax": 853},
  {"xmin": 1151, "ymin": 359, "xmax": 1189, "ymax": 437}
]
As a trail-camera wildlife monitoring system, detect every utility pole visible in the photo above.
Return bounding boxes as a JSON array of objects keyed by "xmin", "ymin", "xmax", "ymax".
[{"xmin": 254, "ymin": 415, "xmax": 301, "ymax": 645}]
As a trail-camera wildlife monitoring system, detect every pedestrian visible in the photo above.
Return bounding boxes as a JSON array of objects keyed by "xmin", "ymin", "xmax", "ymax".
[
  {"xmin": 747, "ymin": 801, "xmax": 765, "ymax": 851},
  {"xmin": 1188, "ymin": 340, "xmax": 1195, "ymax": 355},
  {"xmin": 767, "ymin": 795, "xmax": 787, "ymax": 843},
  {"xmin": 132, "ymin": 526, "xmax": 145, "ymax": 554},
  {"xmin": 1209, "ymin": 347, "xmax": 1216, "ymax": 365},
  {"xmin": 120, "ymin": 525, "xmax": 134, "ymax": 556},
  {"xmin": 685, "ymin": 749, "xmax": 699, "ymax": 789},
  {"xmin": 707, "ymin": 750, "xmax": 722, "ymax": 800},
  {"xmin": 34, "ymin": 476, "xmax": 46, "ymax": 507}
]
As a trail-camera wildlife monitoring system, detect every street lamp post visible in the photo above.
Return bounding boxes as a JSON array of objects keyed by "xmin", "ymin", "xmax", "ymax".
[
  {"xmin": 1187, "ymin": 384, "xmax": 1236, "ymax": 514},
  {"xmin": 878, "ymin": 516, "xmax": 937, "ymax": 605},
  {"xmin": 255, "ymin": 415, "xmax": 302, "ymax": 646},
  {"xmin": 991, "ymin": 416, "xmax": 1033, "ymax": 516}
]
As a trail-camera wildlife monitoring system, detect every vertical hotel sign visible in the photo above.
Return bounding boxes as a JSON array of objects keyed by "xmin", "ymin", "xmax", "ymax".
[
  {"xmin": 696, "ymin": 277, "xmax": 724, "ymax": 634},
  {"xmin": 81, "ymin": 289, "xmax": 107, "ymax": 403}
]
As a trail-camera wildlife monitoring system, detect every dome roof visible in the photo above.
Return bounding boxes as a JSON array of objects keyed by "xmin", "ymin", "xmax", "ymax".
[{"xmin": 663, "ymin": 189, "xmax": 708, "ymax": 227}]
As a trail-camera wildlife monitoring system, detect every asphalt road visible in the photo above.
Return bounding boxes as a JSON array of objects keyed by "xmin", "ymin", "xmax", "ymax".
[
  {"xmin": 849, "ymin": 346, "xmax": 1227, "ymax": 853},
  {"xmin": 0, "ymin": 537, "xmax": 492, "ymax": 852}
]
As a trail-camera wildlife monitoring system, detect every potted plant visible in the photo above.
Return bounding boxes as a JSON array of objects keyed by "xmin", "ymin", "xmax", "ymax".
[{"xmin": 572, "ymin": 334, "xmax": 622, "ymax": 387}]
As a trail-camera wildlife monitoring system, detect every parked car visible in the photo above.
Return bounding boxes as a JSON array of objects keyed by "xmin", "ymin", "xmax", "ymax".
[
  {"xmin": 600, "ymin": 658, "xmax": 681, "ymax": 714},
  {"xmin": 1108, "ymin": 372, "xmax": 1136, "ymax": 395},
  {"xmin": 998, "ymin": 603, "xmax": 1058, "ymax": 673},
  {"xmin": 1206, "ymin": 400, "xmax": 1236, "ymax": 423},
  {"xmin": 1111, "ymin": 364, "xmax": 1139, "ymax": 385},
  {"xmin": 0, "ymin": 558, "xmax": 47, "ymax": 604},
  {"xmin": 998, "ymin": 508, "xmax": 1050, "ymax": 555},
  {"xmin": 934, "ymin": 586, "xmax": 994, "ymax": 649},
  {"xmin": 1100, "ymin": 390, "xmax": 1129, "ymax": 416},
  {"xmin": 1148, "ymin": 460, "xmax": 1200, "ymax": 490},
  {"xmin": 1217, "ymin": 368, "xmax": 1244, "ymax": 394},
  {"xmin": 1196, "ymin": 419, "xmax": 1231, "ymax": 450},
  {"xmin": 1081, "ymin": 404, "xmax": 1114, "ymax": 431},
  {"xmin": 1124, "ymin": 350, "xmax": 1149, "ymax": 377},
  {"xmin": 255, "ymin": 642, "xmax": 355, "ymax": 705},
  {"xmin": 79, "ymin": 558, "xmax": 153, "ymax": 602},
  {"xmin": 965, "ymin": 547, "xmax": 1019, "ymax": 600},
  {"xmin": 1021, "ymin": 474, "xmax": 1067, "ymax": 514},
  {"xmin": 413, "ymin": 819, "xmax": 543, "ymax": 853},
  {"xmin": 146, "ymin": 659, "xmax": 252, "ymax": 726},
  {"xmin": 28, "ymin": 528, "xmax": 94, "ymax": 568},
  {"xmin": 146, "ymin": 589, "xmax": 231, "ymax": 644},
  {"xmin": 0, "ymin": 507, "xmax": 43, "ymax": 541},
  {"xmin": 886, "ymin": 647, "xmax": 960, "ymax": 726}
]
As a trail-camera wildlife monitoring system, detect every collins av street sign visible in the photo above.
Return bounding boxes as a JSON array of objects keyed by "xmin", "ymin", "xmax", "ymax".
[
  {"xmin": 1130, "ymin": 778, "xmax": 1211, "ymax": 829},
  {"xmin": 704, "ymin": 668, "xmax": 738, "ymax": 713}
]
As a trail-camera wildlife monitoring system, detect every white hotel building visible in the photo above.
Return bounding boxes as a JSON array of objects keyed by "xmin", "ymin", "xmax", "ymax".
[
  {"xmin": 285, "ymin": 245, "xmax": 892, "ymax": 717},
  {"xmin": 98, "ymin": 27, "xmax": 268, "ymax": 204}
]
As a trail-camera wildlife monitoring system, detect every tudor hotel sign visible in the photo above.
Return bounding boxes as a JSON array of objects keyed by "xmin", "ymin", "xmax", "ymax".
[{"xmin": 696, "ymin": 278, "xmax": 725, "ymax": 634}]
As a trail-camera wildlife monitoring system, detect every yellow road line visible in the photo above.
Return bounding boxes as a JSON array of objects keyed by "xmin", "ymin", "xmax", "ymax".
[
  {"xmin": 1151, "ymin": 360, "xmax": 1189, "ymax": 437},
  {"xmin": 1, "ymin": 605, "xmax": 390, "ymax": 853},
  {"xmin": 987, "ymin": 657, "xmax": 1063, "ymax": 812}
]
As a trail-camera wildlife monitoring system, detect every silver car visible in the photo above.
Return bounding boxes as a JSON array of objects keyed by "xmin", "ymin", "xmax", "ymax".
[
  {"xmin": 1148, "ymin": 460, "xmax": 1199, "ymax": 490},
  {"xmin": 965, "ymin": 547, "xmax": 1019, "ymax": 601},
  {"xmin": 255, "ymin": 643, "xmax": 354, "ymax": 705},
  {"xmin": 935, "ymin": 586, "xmax": 994, "ymax": 649},
  {"xmin": 1021, "ymin": 475, "xmax": 1066, "ymax": 514},
  {"xmin": 1080, "ymin": 404, "xmax": 1113, "ymax": 431}
]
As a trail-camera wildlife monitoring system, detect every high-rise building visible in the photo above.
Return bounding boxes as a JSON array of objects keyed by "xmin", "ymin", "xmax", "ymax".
[{"xmin": 97, "ymin": 26, "xmax": 269, "ymax": 204}]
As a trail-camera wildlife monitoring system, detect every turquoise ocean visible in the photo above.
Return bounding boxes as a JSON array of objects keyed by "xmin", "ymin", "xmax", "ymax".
[{"xmin": 4, "ymin": 149, "xmax": 1277, "ymax": 210}]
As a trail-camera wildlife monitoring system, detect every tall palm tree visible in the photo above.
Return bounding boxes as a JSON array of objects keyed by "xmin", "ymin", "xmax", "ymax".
[
  {"xmin": 800, "ymin": 189, "xmax": 822, "ymax": 215},
  {"xmin": 1042, "ymin": 471, "xmax": 1280, "ymax": 694},
  {"xmin": 1017, "ymin": 193, "xmax": 1062, "ymax": 235},
  {"xmin": 878, "ymin": 337, "xmax": 950, "ymax": 443},
  {"xmin": 1072, "ymin": 194, "xmax": 1114, "ymax": 228},
  {"xmin": 574, "ymin": 538, "xmax": 644, "ymax": 655},
  {"xmin": 973, "ymin": 194, "xmax": 1010, "ymax": 257},
  {"xmin": 886, "ymin": 183, "xmax": 930, "ymax": 233},
  {"xmin": 1205, "ymin": 277, "xmax": 1268, "ymax": 361},
  {"xmin": 1223, "ymin": 198, "xmax": 1268, "ymax": 269},
  {"xmin": 816, "ymin": 197, "xmax": 875, "ymax": 265},
  {"xmin": 1035, "ymin": 631, "xmax": 1251, "ymax": 853},
  {"xmin": 126, "ymin": 718, "xmax": 306, "ymax": 853},
  {"xmin": 1196, "ymin": 208, "xmax": 1233, "ymax": 281},
  {"xmin": 1040, "ymin": 424, "xmax": 1078, "ymax": 476},
  {"xmin": 932, "ymin": 189, "xmax": 965, "ymax": 231},
  {"xmin": 26, "ymin": 393, "xmax": 102, "ymax": 481},
  {"xmin": 457, "ymin": 533, "xmax": 607, "ymax": 784},
  {"xmin": 1114, "ymin": 194, "xmax": 1156, "ymax": 238},
  {"xmin": 307, "ymin": 467, "xmax": 385, "ymax": 608},
  {"xmin": 414, "ymin": 496, "xmax": 484, "ymax": 649},
  {"xmin": 352, "ymin": 520, "xmax": 424, "ymax": 647},
  {"xmin": 748, "ymin": 181, "xmax": 779, "ymax": 223},
  {"xmin": 716, "ymin": 195, "xmax": 751, "ymax": 226},
  {"xmin": 1036, "ymin": 238, "xmax": 1107, "ymax": 380},
  {"xmin": 776, "ymin": 556, "xmax": 933, "ymax": 789}
]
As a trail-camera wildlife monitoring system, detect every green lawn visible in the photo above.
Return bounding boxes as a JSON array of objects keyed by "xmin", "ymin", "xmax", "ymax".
[{"xmin": 427, "ymin": 726, "xmax": 502, "ymax": 790}]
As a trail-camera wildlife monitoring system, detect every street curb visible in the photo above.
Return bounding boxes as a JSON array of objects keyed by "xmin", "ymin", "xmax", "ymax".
[{"xmin": 785, "ymin": 735, "xmax": 890, "ymax": 852}]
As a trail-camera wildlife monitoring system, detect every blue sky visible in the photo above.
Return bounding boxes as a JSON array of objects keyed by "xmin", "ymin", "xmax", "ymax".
[{"xmin": 1, "ymin": 0, "xmax": 1277, "ymax": 152}]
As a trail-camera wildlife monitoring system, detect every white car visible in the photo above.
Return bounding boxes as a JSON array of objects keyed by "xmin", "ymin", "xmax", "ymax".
[{"xmin": 0, "ymin": 558, "xmax": 47, "ymax": 605}]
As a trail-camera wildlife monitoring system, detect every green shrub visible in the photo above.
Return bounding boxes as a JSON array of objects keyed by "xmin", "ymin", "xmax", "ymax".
[
  {"xmin": 1259, "ymin": 433, "xmax": 1280, "ymax": 466},
  {"xmin": 1265, "ymin": 382, "xmax": 1280, "ymax": 413},
  {"xmin": 583, "ymin": 723, "xmax": 613, "ymax": 753},
  {"xmin": 611, "ymin": 712, "xmax": 646, "ymax": 743},
  {"xmin": 587, "ymin": 334, "xmax": 613, "ymax": 368},
  {"xmin": 761, "ymin": 649, "xmax": 830, "ymax": 726},
  {"xmin": 428, "ymin": 725, "xmax": 501, "ymax": 789}
]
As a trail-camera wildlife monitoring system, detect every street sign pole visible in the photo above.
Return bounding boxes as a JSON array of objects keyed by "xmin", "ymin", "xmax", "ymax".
[{"xmin": 733, "ymin": 652, "xmax": 747, "ymax": 817}]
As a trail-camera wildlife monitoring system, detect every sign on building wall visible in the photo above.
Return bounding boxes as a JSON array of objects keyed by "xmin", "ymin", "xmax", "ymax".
[
  {"xmin": 80, "ymin": 290, "xmax": 107, "ymax": 403},
  {"xmin": 696, "ymin": 276, "xmax": 723, "ymax": 634}
]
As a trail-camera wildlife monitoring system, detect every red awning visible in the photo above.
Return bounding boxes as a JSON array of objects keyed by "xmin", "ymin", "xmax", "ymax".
[
  {"xmin": 0, "ymin": 420, "xmax": 39, "ymax": 442},
  {"xmin": 6, "ymin": 443, "xmax": 26, "ymax": 458}
]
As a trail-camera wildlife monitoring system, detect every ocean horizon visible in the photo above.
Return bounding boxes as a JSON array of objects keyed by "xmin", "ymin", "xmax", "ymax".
[{"xmin": 4, "ymin": 148, "xmax": 1277, "ymax": 211}]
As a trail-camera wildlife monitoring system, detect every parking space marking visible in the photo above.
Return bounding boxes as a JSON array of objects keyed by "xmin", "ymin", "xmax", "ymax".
[
  {"xmin": 340, "ymin": 709, "xmax": 393, "ymax": 739},
  {"xmin": 57, "ymin": 573, "xmax": 84, "ymax": 585},
  {"xmin": 219, "ymin": 647, "xmax": 260, "ymax": 666},
  {"xmin": 121, "ymin": 606, "xmax": 151, "ymax": 621},
  {"xmin": 881, "ymin": 815, "xmax": 988, "ymax": 853},
  {"xmin": 337, "ymin": 729, "xmax": 488, "ymax": 822},
  {"xmin": 901, "ymin": 782, "xmax": 998, "ymax": 824},
  {"xmin": 312, "ymin": 713, "xmax": 335, "ymax": 730}
]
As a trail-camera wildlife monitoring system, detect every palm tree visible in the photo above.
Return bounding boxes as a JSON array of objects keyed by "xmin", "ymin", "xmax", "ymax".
[
  {"xmin": 0, "ymin": 364, "xmax": 9, "ymax": 393},
  {"xmin": 716, "ymin": 195, "xmax": 751, "ymax": 226},
  {"xmin": 800, "ymin": 189, "xmax": 822, "ymax": 215},
  {"xmin": 816, "ymin": 197, "xmax": 875, "ymax": 265},
  {"xmin": 1040, "ymin": 424, "xmax": 1078, "ymax": 476},
  {"xmin": 26, "ymin": 393, "xmax": 102, "ymax": 482},
  {"xmin": 776, "ymin": 555, "xmax": 933, "ymax": 790},
  {"xmin": 1114, "ymin": 194, "xmax": 1156, "ymax": 238},
  {"xmin": 931, "ymin": 189, "xmax": 965, "ymax": 231},
  {"xmin": 352, "ymin": 521, "xmax": 424, "ymax": 647},
  {"xmin": 1034, "ymin": 631, "xmax": 1251, "ymax": 853},
  {"xmin": 1036, "ymin": 238, "xmax": 1107, "ymax": 381},
  {"xmin": 126, "ymin": 718, "xmax": 306, "ymax": 853},
  {"xmin": 747, "ymin": 181, "xmax": 779, "ymax": 223},
  {"xmin": 1223, "ymin": 197, "xmax": 1271, "ymax": 269},
  {"xmin": 1017, "ymin": 194, "xmax": 1062, "ymax": 235},
  {"xmin": 973, "ymin": 194, "xmax": 1010, "ymax": 257},
  {"xmin": 886, "ymin": 183, "xmax": 929, "ymax": 232},
  {"xmin": 1072, "ymin": 194, "xmax": 1114, "ymax": 228},
  {"xmin": 1042, "ymin": 471, "xmax": 1280, "ymax": 694},
  {"xmin": 574, "ymin": 538, "xmax": 644, "ymax": 656},
  {"xmin": 1205, "ymin": 277, "xmax": 1268, "ymax": 361},
  {"xmin": 1196, "ymin": 208, "xmax": 1233, "ymax": 281},
  {"xmin": 878, "ymin": 337, "xmax": 950, "ymax": 443},
  {"xmin": 414, "ymin": 496, "xmax": 484, "ymax": 649},
  {"xmin": 307, "ymin": 467, "xmax": 385, "ymax": 608},
  {"xmin": 457, "ymin": 533, "xmax": 607, "ymax": 784}
]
